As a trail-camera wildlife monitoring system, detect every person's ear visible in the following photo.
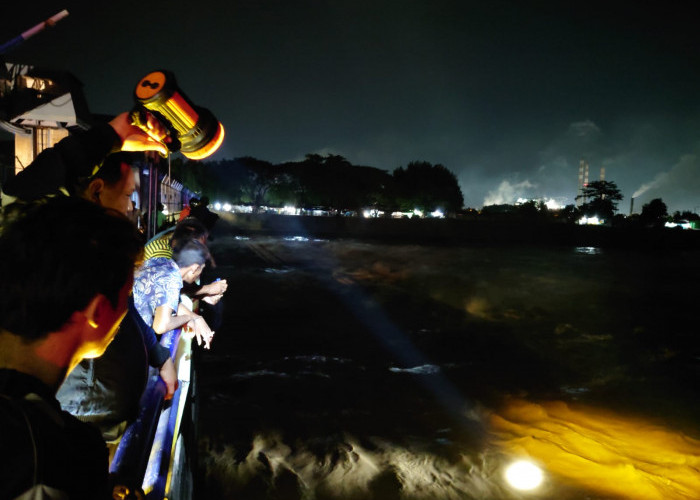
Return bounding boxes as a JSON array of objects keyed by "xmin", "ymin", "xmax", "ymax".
[
  {"xmin": 86, "ymin": 178, "xmax": 105, "ymax": 203},
  {"xmin": 81, "ymin": 293, "xmax": 126, "ymax": 338},
  {"xmin": 73, "ymin": 293, "xmax": 125, "ymax": 360},
  {"xmin": 81, "ymin": 294, "xmax": 104, "ymax": 332}
]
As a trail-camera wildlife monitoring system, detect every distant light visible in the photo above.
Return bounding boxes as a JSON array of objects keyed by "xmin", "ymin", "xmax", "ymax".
[
  {"xmin": 222, "ymin": 203, "xmax": 232, "ymax": 212},
  {"xmin": 430, "ymin": 209, "xmax": 444, "ymax": 218},
  {"xmin": 413, "ymin": 208, "xmax": 424, "ymax": 218},
  {"xmin": 578, "ymin": 216, "xmax": 603, "ymax": 225},
  {"xmin": 505, "ymin": 460, "xmax": 544, "ymax": 491},
  {"xmin": 281, "ymin": 205, "xmax": 299, "ymax": 215},
  {"xmin": 665, "ymin": 220, "xmax": 691, "ymax": 230},
  {"xmin": 214, "ymin": 202, "xmax": 222, "ymax": 210},
  {"xmin": 545, "ymin": 198, "xmax": 561, "ymax": 210},
  {"xmin": 362, "ymin": 208, "xmax": 383, "ymax": 218}
]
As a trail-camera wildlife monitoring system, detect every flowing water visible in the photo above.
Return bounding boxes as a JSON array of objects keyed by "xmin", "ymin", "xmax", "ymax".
[{"xmin": 194, "ymin": 230, "xmax": 700, "ymax": 499}]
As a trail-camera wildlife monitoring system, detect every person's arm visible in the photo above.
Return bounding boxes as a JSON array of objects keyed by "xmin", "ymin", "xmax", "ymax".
[
  {"xmin": 182, "ymin": 279, "xmax": 227, "ymax": 299},
  {"xmin": 178, "ymin": 302, "xmax": 215, "ymax": 349},
  {"xmin": 158, "ymin": 358, "xmax": 178, "ymax": 400},
  {"xmin": 3, "ymin": 111, "xmax": 169, "ymax": 201},
  {"xmin": 128, "ymin": 298, "xmax": 178, "ymax": 399},
  {"xmin": 3, "ymin": 122, "xmax": 120, "ymax": 199},
  {"xmin": 151, "ymin": 304, "xmax": 198, "ymax": 335},
  {"xmin": 128, "ymin": 298, "xmax": 169, "ymax": 366}
]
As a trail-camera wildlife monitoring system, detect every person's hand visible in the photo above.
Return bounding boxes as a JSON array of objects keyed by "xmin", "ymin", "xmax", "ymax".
[
  {"xmin": 159, "ymin": 357, "xmax": 178, "ymax": 400},
  {"xmin": 109, "ymin": 111, "xmax": 171, "ymax": 156},
  {"xmin": 188, "ymin": 316, "xmax": 214, "ymax": 349},
  {"xmin": 202, "ymin": 293, "xmax": 223, "ymax": 305},
  {"xmin": 205, "ymin": 279, "xmax": 227, "ymax": 296}
]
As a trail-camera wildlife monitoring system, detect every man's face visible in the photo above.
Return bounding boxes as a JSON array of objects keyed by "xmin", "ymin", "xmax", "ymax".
[
  {"xmin": 98, "ymin": 163, "xmax": 136, "ymax": 216},
  {"xmin": 183, "ymin": 263, "xmax": 205, "ymax": 284}
]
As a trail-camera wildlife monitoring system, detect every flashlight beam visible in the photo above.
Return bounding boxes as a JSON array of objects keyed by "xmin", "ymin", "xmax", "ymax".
[{"xmin": 0, "ymin": 10, "xmax": 69, "ymax": 55}]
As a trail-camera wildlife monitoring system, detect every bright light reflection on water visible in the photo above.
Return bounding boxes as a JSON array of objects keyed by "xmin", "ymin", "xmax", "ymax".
[
  {"xmin": 491, "ymin": 399, "xmax": 700, "ymax": 499},
  {"xmin": 504, "ymin": 460, "xmax": 544, "ymax": 491},
  {"xmin": 574, "ymin": 246, "xmax": 602, "ymax": 255}
]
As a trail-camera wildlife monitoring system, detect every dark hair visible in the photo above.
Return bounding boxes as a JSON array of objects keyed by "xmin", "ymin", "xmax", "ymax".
[
  {"xmin": 75, "ymin": 152, "xmax": 141, "ymax": 194},
  {"xmin": 172, "ymin": 238, "xmax": 210, "ymax": 268},
  {"xmin": 0, "ymin": 197, "xmax": 144, "ymax": 340},
  {"xmin": 171, "ymin": 217, "xmax": 208, "ymax": 253}
]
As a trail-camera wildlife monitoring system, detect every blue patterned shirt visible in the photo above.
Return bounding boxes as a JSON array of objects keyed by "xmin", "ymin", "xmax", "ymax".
[{"xmin": 133, "ymin": 257, "xmax": 182, "ymax": 328}]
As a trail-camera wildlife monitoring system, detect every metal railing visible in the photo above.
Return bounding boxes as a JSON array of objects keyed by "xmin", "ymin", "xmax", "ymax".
[{"xmin": 110, "ymin": 327, "xmax": 196, "ymax": 499}]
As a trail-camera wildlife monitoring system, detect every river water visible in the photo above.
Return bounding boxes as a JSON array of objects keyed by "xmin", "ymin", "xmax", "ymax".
[{"xmin": 194, "ymin": 230, "xmax": 700, "ymax": 499}]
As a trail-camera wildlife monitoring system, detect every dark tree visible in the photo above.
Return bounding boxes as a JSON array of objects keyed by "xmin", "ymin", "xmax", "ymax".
[
  {"xmin": 168, "ymin": 157, "xmax": 222, "ymax": 198},
  {"xmin": 267, "ymin": 172, "xmax": 301, "ymax": 207},
  {"xmin": 392, "ymin": 161, "xmax": 464, "ymax": 215},
  {"xmin": 576, "ymin": 180, "xmax": 623, "ymax": 221},
  {"xmin": 639, "ymin": 198, "xmax": 668, "ymax": 228},
  {"xmin": 234, "ymin": 157, "xmax": 282, "ymax": 211},
  {"xmin": 677, "ymin": 210, "xmax": 700, "ymax": 222},
  {"xmin": 167, "ymin": 154, "xmax": 463, "ymax": 217},
  {"xmin": 517, "ymin": 200, "xmax": 544, "ymax": 219},
  {"xmin": 558, "ymin": 204, "xmax": 581, "ymax": 224},
  {"xmin": 282, "ymin": 154, "xmax": 391, "ymax": 212}
]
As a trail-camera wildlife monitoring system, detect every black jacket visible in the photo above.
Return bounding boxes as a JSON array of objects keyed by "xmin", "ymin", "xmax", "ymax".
[{"xmin": 0, "ymin": 369, "xmax": 110, "ymax": 499}]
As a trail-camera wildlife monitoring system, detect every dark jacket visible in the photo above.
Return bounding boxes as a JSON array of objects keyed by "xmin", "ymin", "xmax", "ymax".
[
  {"xmin": 3, "ymin": 121, "xmax": 120, "ymax": 200},
  {"xmin": 0, "ymin": 369, "xmax": 110, "ymax": 499}
]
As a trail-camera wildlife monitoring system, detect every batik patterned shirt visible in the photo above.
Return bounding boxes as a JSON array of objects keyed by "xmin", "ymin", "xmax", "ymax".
[{"xmin": 133, "ymin": 257, "xmax": 182, "ymax": 328}]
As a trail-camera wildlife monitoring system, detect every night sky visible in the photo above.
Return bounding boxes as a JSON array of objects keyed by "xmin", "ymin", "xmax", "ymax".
[{"xmin": 2, "ymin": 1, "xmax": 700, "ymax": 212}]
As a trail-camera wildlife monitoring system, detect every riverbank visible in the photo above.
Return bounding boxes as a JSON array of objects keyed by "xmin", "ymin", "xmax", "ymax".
[{"xmin": 216, "ymin": 212, "xmax": 700, "ymax": 249}]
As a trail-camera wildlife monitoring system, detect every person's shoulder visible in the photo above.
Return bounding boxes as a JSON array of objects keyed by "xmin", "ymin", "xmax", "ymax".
[
  {"xmin": 138, "ymin": 256, "xmax": 172, "ymax": 270},
  {"xmin": 144, "ymin": 233, "xmax": 173, "ymax": 260},
  {"xmin": 137, "ymin": 256, "xmax": 179, "ymax": 277}
]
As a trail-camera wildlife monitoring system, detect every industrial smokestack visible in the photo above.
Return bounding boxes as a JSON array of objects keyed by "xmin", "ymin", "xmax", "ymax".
[{"xmin": 630, "ymin": 197, "xmax": 635, "ymax": 216}]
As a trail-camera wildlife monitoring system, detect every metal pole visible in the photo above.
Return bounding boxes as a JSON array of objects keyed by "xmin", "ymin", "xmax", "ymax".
[{"xmin": 0, "ymin": 10, "xmax": 69, "ymax": 55}]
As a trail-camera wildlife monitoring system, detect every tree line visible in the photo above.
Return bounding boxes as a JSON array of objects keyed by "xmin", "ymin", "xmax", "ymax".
[
  {"xmin": 168, "ymin": 154, "xmax": 464, "ymax": 216},
  {"xmin": 168, "ymin": 156, "xmax": 695, "ymax": 226}
]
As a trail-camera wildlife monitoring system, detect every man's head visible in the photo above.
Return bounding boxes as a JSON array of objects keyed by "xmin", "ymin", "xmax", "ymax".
[
  {"xmin": 173, "ymin": 239, "xmax": 210, "ymax": 284},
  {"xmin": 0, "ymin": 197, "xmax": 143, "ymax": 349},
  {"xmin": 171, "ymin": 217, "xmax": 209, "ymax": 253},
  {"xmin": 79, "ymin": 152, "xmax": 139, "ymax": 215}
]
